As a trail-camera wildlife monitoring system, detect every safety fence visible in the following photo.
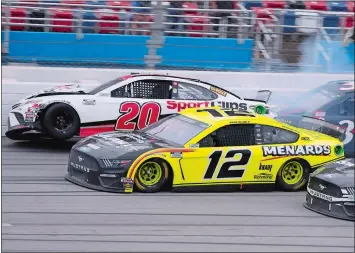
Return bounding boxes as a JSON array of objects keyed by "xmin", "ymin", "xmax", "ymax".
[{"xmin": 1, "ymin": 0, "xmax": 354, "ymax": 72}]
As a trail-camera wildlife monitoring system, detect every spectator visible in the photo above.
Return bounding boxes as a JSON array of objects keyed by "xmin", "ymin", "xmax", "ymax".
[
  {"xmin": 130, "ymin": 1, "xmax": 152, "ymax": 35},
  {"xmin": 167, "ymin": 1, "xmax": 184, "ymax": 36},
  {"xmin": 210, "ymin": 1, "xmax": 235, "ymax": 37}
]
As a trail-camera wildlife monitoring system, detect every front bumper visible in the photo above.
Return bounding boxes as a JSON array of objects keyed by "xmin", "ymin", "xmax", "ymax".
[
  {"xmin": 5, "ymin": 112, "xmax": 44, "ymax": 140},
  {"xmin": 65, "ymin": 150, "xmax": 134, "ymax": 193},
  {"xmin": 304, "ymin": 193, "xmax": 355, "ymax": 221}
]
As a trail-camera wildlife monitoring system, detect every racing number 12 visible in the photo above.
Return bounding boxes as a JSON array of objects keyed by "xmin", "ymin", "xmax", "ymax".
[
  {"xmin": 204, "ymin": 149, "xmax": 251, "ymax": 179},
  {"xmin": 115, "ymin": 102, "xmax": 161, "ymax": 130}
]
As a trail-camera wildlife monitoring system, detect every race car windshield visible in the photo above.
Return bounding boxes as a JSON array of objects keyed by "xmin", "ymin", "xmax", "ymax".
[
  {"xmin": 88, "ymin": 76, "xmax": 129, "ymax": 94},
  {"xmin": 142, "ymin": 115, "xmax": 210, "ymax": 146}
]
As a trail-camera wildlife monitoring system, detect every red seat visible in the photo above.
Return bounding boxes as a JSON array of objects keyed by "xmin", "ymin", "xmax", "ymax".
[
  {"xmin": 347, "ymin": 1, "xmax": 355, "ymax": 12},
  {"xmin": 305, "ymin": 1, "xmax": 328, "ymax": 11},
  {"xmin": 9, "ymin": 8, "xmax": 26, "ymax": 31},
  {"xmin": 51, "ymin": 10, "xmax": 73, "ymax": 33},
  {"xmin": 107, "ymin": 1, "xmax": 131, "ymax": 12},
  {"xmin": 345, "ymin": 16, "xmax": 354, "ymax": 28},
  {"xmin": 263, "ymin": 0, "xmax": 286, "ymax": 9},
  {"xmin": 99, "ymin": 13, "xmax": 120, "ymax": 34},
  {"xmin": 186, "ymin": 16, "xmax": 208, "ymax": 37},
  {"xmin": 182, "ymin": 2, "xmax": 199, "ymax": 16}
]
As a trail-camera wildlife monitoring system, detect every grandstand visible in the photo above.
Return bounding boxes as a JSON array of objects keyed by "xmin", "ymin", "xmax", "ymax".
[{"xmin": 1, "ymin": 0, "xmax": 354, "ymax": 72}]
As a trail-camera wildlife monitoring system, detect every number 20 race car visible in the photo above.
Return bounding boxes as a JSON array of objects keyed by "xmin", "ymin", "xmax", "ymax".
[
  {"xmin": 65, "ymin": 107, "xmax": 346, "ymax": 194},
  {"xmin": 6, "ymin": 74, "xmax": 272, "ymax": 141}
]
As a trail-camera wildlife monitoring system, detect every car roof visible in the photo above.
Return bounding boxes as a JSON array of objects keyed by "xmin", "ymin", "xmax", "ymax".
[{"xmin": 179, "ymin": 107, "xmax": 278, "ymax": 126}]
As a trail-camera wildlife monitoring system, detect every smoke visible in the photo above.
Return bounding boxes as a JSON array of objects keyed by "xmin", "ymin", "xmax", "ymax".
[{"xmin": 298, "ymin": 33, "xmax": 354, "ymax": 73}]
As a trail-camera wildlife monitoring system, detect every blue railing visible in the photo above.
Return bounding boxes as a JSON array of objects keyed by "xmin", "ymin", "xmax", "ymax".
[
  {"xmin": 1, "ymin": 31, "xmax": 254, "ymax": 70},
  {"xmin": 1, "ymin": 31, "xmax": 354, "ymax": 72}
]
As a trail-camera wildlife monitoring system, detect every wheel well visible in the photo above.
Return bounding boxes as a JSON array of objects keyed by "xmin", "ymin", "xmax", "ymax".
[{"xmin": 39, "ymin": 102, "xmax": 81, "ymax": 135}]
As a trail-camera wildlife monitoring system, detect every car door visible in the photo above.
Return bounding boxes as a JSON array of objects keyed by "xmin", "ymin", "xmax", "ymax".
[
  {"xmin": 323, "ymin": 94, "xmax": 355, "ymax": 156},
  {"xmin": 106, "ymin": 78, "xmax": 173, "ymax": 131},
  {"xmin": 178, "ymin": 124, "xmax": 264, "ymax": 187}
]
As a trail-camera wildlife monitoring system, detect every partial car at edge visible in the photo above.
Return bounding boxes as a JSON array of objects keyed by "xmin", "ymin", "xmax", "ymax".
[{"xmin": 304, "ymin": 158, "xmax": 354, "ymax": 221}]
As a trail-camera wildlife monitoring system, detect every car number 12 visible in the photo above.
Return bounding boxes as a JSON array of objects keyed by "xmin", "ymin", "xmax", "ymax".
[{"xmin": 204, "ymin": 149, "xmax": 252, "ymax": 179}]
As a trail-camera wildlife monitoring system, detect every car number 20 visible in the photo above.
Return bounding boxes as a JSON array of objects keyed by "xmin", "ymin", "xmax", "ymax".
[
  {"xmin": 115, "ymin": 102, "xmax": 161, "ymax": 131},
  {"xmin": 203, "ymin": 149, "xmax": 252, "ymax": 179},
  {"xmin": 340, "ymin": 120, "xmax": 354, "ymax": 145}
]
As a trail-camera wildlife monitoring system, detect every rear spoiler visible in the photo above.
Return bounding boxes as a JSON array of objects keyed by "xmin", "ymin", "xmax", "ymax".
[
  {"xmin": 298, "ymin": 116, "xmax": 346, "ymax": 140},
  {"xmin": 244, "ymin": 90, "xmax": 272, "ymax": 104}
]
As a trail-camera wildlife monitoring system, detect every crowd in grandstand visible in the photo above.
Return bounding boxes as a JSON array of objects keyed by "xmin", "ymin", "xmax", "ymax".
[{"xmin": 2, "ymin": 1, "xmax": 354, "ymax": 37}]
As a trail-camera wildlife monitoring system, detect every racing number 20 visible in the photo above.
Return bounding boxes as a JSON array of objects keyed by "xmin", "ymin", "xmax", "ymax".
[
  {"xmin": 115, "ymin": 102, "xmax": 161, "ymax": 131},
  {"xmin": 204, "ymin": 149, "xmax": 251, "ymax": 179}
]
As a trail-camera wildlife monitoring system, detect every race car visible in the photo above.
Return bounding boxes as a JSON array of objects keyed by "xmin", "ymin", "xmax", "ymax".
[
  {"xmin": 5, "ymin": 73, "xmax": 272, "ymax": 141},
  {"xmin": 65, "ymin": 106, "xmax": 345, "ymax": 193},
  {"xmin": 304, "ymin": 158, "xmax": 354, "ymax": 221},
  {"xmin": 275, "ymin": 80, "xmax": 354, "ymax": 157}
]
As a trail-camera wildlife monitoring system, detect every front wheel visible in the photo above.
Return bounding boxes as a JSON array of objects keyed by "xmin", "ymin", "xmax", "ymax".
[
  {"xmin": 276, "ymin": 159, "xmax": 310, "ymax": 191},
  {"xmin": 134, "ymin": 158, "xmax": 170, "ymax": 193},
  {"xmin": 42, "ymin": 103, "xmax": 80, "ymax": 140}
]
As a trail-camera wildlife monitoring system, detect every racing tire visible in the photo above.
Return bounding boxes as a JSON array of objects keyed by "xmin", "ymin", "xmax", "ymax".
[
  {"xmin": 42, "ymin": 103, "xmax": 80, "ymax": 141},
  {"xmin": 134, "ymin": 158, "xmax": 170, "ymax": 193},
  {"xmin": 276, "ymin": 159, "xmax": 310, "ymax": 191}
]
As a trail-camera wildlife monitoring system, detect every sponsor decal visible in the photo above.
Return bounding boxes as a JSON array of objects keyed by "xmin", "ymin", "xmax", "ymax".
[
  {"xmin": 121, "ymin": 177, "xmax": 134, "ymax": 184},
  {"xmin": 70, "ymin": 162, "xmax": 91, "ymax": 172},
  {"xmin": 301, "ymin": 137, "xmax": 310, "ymax": 141},
  {"xmin": 308, "ymin": 187, "xmax": 333, "ymax": 202},
  {"xmin": 262, "ymin": 145, "xmax": 331, "ymax": 157},
  {"xmin": 189, "ymin": 144, "xmax": 199, "ymax": 148},
  {"xmin": 82, "ymin": 99, "xmax": 96, "ymax": 105},
  {"xmin": 166, "ymin": 101, "xmax": 248, "ymax": 112},
  {"xmin": 259, "ymin": 164, "xmax": 272, "ymax": 172},
  {"xmin": 121, "ymin": 177, "xmax": 134, "ymax": 192},
  {"xmin": 170, "ymin": 152, "xmax": 183, "ymax": 158},
  {"xmin": 254, "ymin": 173, "xmax": 273, "ymax": 180},
  {"xmin": 230, "ymin": 121, "xmax": 250, "ymax": 124},
  {"xmin": 210, "ymin": 87, "xmax": 227, "ymax": 97}
]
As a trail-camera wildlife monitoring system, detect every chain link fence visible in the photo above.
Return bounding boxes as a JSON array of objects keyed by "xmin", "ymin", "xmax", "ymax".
[{"xmin": 1, "ymin": 0, "xmax": 354, "ymax": 73}]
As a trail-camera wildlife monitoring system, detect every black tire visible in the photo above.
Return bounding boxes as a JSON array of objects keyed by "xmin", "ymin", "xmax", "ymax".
[
  {"xmin": 134, "ymin": 158, "xmax": 170, "ymax": 193},
  {"xmin": 276, "ymin": 159, "xmax": 310, "ymax": 191},
  {"xmin": 42, "ymin": 103, "xmax": 80, "ymax": 140}
]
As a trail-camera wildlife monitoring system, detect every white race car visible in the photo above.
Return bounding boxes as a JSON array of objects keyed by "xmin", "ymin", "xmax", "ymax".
[{"xmin": 6, "ymin": 73, "xmax": 272, "ymax": 141}]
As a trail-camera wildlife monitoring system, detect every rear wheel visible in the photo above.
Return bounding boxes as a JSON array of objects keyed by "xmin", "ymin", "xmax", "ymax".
[
  {"xmin": 42, "ymin": 103, "xmax": 80, "ymax": 140},
  {"xmin": 276, "ymin": 159, "xmax": 310, "ymax": 191},
  {"xmin": 134, "ymin": 159, "xmax": 170, "ymax": 193}
]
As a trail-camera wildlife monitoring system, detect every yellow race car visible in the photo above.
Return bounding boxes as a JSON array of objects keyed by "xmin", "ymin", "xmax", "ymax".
[{"xmin": 65, "ymin": 107, "xmax": 346, "ymax": 193}]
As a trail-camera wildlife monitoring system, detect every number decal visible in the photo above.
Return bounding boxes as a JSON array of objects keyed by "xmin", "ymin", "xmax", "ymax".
[
  {"xmin": 204, "ymin": 149, "xmax": 252, "ymax": 179},
  {"xmin": 115, "ymin": 102, "xmax": 161, "ymax": 131},
  {"xmin": 339, "ymin": 120, "xmax": 354, "ymax": 145}
]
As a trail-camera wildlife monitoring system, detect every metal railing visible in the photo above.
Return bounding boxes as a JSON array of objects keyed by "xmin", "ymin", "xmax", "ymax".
[{"xmin": 1, "ymin": 0, "xmax": 354, "ymax": 72}]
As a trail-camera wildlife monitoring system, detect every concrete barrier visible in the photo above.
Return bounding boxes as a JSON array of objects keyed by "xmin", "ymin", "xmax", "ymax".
[{"xmin": 2, "ymin": 65, "xmax": 354, "ymax": 135}]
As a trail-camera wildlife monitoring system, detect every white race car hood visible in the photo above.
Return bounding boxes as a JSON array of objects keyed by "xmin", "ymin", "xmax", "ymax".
[{"xmin": 19, "ymin": 84, "xmax": 87, "ymax": 102}]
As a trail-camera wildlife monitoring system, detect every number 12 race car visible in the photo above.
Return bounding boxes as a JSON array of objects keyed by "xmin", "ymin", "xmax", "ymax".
[
  {"xmin": 65, "ymin": 107, "xmax": 345, "ymax": 193},
  {"xmin": 6, "ymin": 73, "xmax": 272, "ymax": 141}
]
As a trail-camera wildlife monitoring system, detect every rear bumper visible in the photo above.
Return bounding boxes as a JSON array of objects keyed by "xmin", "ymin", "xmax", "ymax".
[{"xmin": 304, "ymin": 193, "xmax": 355, "ymax": 221}]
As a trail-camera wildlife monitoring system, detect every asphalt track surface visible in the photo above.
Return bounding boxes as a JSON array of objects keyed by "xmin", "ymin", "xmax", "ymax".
[{"xmin": 2, "ymin": 137, "xmax": 355, "ymax": 252}]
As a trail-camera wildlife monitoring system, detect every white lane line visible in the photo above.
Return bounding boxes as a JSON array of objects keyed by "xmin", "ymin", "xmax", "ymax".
[{"xmin": 2, "ymin": 223, "xmax": 13, "ymax": 227}]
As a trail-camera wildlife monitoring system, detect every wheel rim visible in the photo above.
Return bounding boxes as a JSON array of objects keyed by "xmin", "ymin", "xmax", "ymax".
[
  {"xmin": 281, "ymin": 161, "xmax": 304, "ymax": 185},
  {"xmin": 53, "ymin": 111, "xmax": 73, "ymax": 131},
  {"xmin": 138, "ymin": 162, "xmax": 162, "ymax": 186}
]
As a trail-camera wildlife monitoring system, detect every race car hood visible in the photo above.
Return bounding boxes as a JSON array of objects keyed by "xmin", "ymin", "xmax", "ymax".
[
  {"xmin": 19, "ymin": 84, "xmax": 87, "ymax": 103},
  {"xmin": 311, "ymin": 159, "xmax": 355, "ymax": 188},
  {"xmin": 72, "ymin": 131, "xmax": 179, "ymax": 160}
]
